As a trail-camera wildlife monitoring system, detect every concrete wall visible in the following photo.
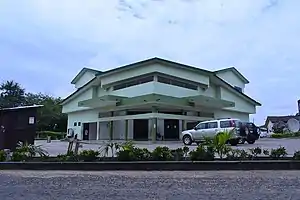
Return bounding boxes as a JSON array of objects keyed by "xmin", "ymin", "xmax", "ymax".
[
  {"xmin": 62, "ymin": 88, "xmax": 94, "ymax": 113},
  {"xmin": 74, "ymin": 71, "xmax": 97, "ymax": 89},
  {"xmin": 216, "ymin": 70, "xmax": 245, "ymax": 91},
  {"xmin": 100, "ymin": 63, "xmax": 210, "ymax": 87},
  {"xmin": 220, "ymin": 87, "xmax": 256, "ymax": 114},
  {"xmin": 214, "ymin": 110, "xmax": 249, "ymax": 122}
]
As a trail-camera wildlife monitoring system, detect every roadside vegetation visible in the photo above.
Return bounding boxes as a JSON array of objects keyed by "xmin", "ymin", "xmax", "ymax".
[
  {"xmin": 271, "ymin": 131, "xmax": 300, "ymax": 139},
  {"xmin": 0, "ymin": 132, "xmax": 299, "ymax": 162}
]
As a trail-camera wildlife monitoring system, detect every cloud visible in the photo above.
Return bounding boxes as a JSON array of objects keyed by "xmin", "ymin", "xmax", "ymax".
[{"xmin": 0, "ymin": 0, "xmax": 299, "ymax": 124}]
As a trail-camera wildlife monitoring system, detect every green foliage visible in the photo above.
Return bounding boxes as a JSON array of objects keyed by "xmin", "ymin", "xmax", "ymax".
[
  {"xmin": 116, "ymin": 141, "xmax": 152, "ymax": 161},
  {"xmin": 0, "ymin": 150, "xmax": 6, "ymax": 162},
  {"xmin": 78, "ymin": 150, "xmax": 99, "ymax": 162},
  {"xmin": 226, "ymin": 149, "xmax": 249, "ymax": 160},
  {"xmin": 189, "ymin": 145, "xmax": 215, "ymax": 161},
  {"xmin": 151, "ymin": 146, "xmax": 173, "ymax": 161},
  {"xmin": 171, "ymin": 147, "xmax": 190, "ymax": 161},
  {"xmin": 57, "ymin": 152, "xmax": 78, "ymax": 162},
  {"xmin": 36, "ymin": 131, "xmax": 66, "ymax": 140},
  {"xmin": 293, "ymin": 151, "xmax": 300, "ymax": 160},
  {"xmin": 25, "ymin": 93, "xmax": 67, "ymax": 132},
  {"xmin": 0, "ymin": 80, "xmax": 25, "ymax": 108},
  {"xmin": 249, "ymin": 147, "xmax": 262, "ymax": 158},
  {"xmin": 270, "ymin": 146, "xmax": 288, "ymax": 159},
  {"xmin": 11, "ymin": 141, "xmax": 48, "ymax": 161},
  {"xmin": 204, "ymin": 131, "xmax": 232, "ymax": 159},
  {"xmin": 271, "ymin": 132, "xmax": 300, "ymax": 138}
]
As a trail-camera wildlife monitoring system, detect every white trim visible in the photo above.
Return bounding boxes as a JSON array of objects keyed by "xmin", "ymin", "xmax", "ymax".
[{"xmin": 98, "ymin": 113, "xmax": 212, "ymax": 122}]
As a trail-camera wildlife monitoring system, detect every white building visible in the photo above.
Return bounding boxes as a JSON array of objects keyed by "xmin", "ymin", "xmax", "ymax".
[{"xmin": 61, "ymin": 58, "xmax": 261, "ymax": 141}]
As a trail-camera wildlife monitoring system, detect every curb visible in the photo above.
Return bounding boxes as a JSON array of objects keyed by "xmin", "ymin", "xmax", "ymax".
[{"xmin": 1, "ymin": 160, "xmax": 300, "ymax": 171}]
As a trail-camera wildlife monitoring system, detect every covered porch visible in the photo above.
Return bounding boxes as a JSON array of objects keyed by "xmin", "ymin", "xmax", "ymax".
[{"xmin": 77, "ymin": 93, "xmax": 235, "ymax": 142}]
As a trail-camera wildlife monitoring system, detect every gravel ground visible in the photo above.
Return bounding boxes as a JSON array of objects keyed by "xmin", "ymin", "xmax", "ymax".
[
  {"xmin": 1, "ymin": 171, "xmax": 300, "ymax": 200},
  {"xmin": 35, "ymin": 138, "xmax": 300, "ymax": 156}
]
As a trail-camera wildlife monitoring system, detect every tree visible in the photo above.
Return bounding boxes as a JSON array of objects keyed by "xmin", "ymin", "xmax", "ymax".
[
  {"xmin": 25, "ymin": 93, "xmax": 67, "ymax": 132},
  {"xmin": 0, "ymin": 80, "xmax": 25, "ymax": 108}
]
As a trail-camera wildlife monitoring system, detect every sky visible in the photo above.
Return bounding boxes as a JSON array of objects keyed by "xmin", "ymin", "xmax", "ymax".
[{"xmin": 0, "ymin": 0, "xmax": 299, "ymax": 125}]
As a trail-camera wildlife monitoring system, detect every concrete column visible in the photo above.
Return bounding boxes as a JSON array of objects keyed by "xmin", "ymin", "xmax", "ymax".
[
  {"xmin": 151, "ymin": 107, "xmax": 158, "ymax": 143},
  {"xmin": 125, "ymin": 120, "xmax": 128, "ymax": 140},
  {"xmin": 109, "ymin": 111, "xmax": 114, "ymax": 141},
  {"xmin": 96, "ymin": 121, "xmax": 100, "ymax": 140}
]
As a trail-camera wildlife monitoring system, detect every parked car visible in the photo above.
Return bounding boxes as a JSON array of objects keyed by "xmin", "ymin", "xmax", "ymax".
[{"xmin": 181, "ymin": 118, "xmax": 259, "ymax": 146}]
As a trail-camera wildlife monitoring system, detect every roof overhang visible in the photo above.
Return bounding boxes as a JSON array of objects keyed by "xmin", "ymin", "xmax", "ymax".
[
  {"xmin": 78, "ymin": 93, "xmax": 235, "ymax": 111},
  {"xmin": 78, "ymin": 95, "xmax": 126, "ymax": 108},
  {"xmin": 214, "ymin": 67, "xmax": 249, "ymax": 84},
  {"xmin": 71, "ymin": 67, "xmax": 102, "ymax": 84}
]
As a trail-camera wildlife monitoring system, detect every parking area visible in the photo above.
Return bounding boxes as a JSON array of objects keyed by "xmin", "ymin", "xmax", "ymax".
[{"xmin": 35, "ymin": 138, "xmax": 300, "ymax": 156}]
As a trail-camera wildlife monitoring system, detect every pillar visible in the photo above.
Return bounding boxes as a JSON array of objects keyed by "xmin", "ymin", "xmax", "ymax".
[
  {"xmin": 151, "ymin": 107, "xmax": 158, "ymax": 143},
  {"xmin": 96, "ymin": 121, "xmax": 100, "ymax": 140},
  {"xmin": 109, "ymin": 111, "xmax": 114, "ymax": 140},
  {"xmin": 125, "ymin": 119, "xmax": 128, "ymax": 140}
]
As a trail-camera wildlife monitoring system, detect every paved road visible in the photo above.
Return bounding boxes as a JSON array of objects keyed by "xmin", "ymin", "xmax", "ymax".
[
  {"xmin": 1, "ymin": 170, "xmax": 300, "ymax": 200},
  {"xmin": 35, "ymin": 138, "xmax": 300, "ymax": 156}
]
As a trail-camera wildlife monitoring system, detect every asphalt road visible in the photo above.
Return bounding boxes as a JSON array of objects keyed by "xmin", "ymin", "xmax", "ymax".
[
  {"xmin": 35, "ymin": 138, "xmax": 300, "ymax": 156},
  {"xmin": 1, "ymin": 170, "xmax": 300, "ymax": 200}
]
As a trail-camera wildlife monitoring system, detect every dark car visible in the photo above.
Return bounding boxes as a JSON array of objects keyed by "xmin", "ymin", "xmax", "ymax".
[{"xmin": 238, "ymin": 122, "xmax": 260, "ymax": 144}]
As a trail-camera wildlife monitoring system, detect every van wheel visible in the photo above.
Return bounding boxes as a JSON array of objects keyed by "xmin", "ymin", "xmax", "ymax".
[
  {"xmin": 229, "ymin": 139, "xmax": 239, "ymax": 146},
  {"xmin": 182, "ymin": 135, "xmax": 192, "ymax": 145}
]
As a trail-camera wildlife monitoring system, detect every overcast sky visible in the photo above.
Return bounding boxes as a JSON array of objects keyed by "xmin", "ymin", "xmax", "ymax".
[{"xmin": 0, "ymin": 0, "xmax": 299, "ymax": 125}]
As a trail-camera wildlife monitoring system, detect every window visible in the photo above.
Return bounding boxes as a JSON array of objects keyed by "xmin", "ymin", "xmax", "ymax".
[
  {"xmin": 74, "ymin": 122, "xmax": 77, "ymax": 126},
  {"xmin": 196, "ymin": 123, "xmax": 207, "ymax": 129},
  {"xmin": 198, "ymin": 112, "xmax": 215, "ymax": 118},
  {"xmin": 208, "ymin": 122, "xmax": 218, "ymax": 128},
  {"xmin": 78, "ymin": 122, "xmax": 81, "ymax": 126},
  {"xmin": 234, "ymin": 86, "xmax": 243, "ymax": 93},
  {"xmin": 113, "ymin": 76, "xmax": 154, "ymax": 91},
  {"xmin": 220, "ymin": 120, "xmax": 241, "ymax": 128},
  {"xmin": 157, "ymin": 75, "xmax": 198, "ymax": 90}
]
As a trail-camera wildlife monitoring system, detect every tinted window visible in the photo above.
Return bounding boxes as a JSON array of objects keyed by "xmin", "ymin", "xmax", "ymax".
[
  {"xmin": 78, "ymin": 122, "xmax": 81, "ymax": 126},
  {"xmin": 113, "ymin": 76, "xmax": 154, "ymax": 91},
  {"xmin": 208, "ymin": 122, "xmax": 218, "ymax": 128},
  {"xmin": 220, "ymin": 120, "xmax": 241, "ymax": 128},
  {"xmin": 157, "ymin": 76, "xmax": 198, "ymax": 90},
  {"xmin": 196, "ymin": 123, "xmax": 207, "ymax": 129},
  {"xmin": 74, "ymin": 122, "xmax": 77, "ymax": 126}
]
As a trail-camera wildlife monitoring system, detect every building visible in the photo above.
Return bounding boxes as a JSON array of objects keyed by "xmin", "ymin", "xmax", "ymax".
[
  {"xmin": 264, "ymin": 116, "xmax": 300, "ymax": 133},
  {"xmin": 0, "ymin": 105, "xmax": 42, "ymax": 150},
  {"xmin": 61, "ymin": 57, "xmax": 261, "ymax": 141}
]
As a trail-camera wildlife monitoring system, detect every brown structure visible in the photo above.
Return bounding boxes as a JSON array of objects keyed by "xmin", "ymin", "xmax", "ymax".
[{"xmin": 0, "ymin": 105, "xmax": 43, "ymax": 150}]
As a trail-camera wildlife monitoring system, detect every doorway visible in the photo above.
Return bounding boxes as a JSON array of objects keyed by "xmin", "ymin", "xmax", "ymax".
[
  {"xmin": 164, "ymin": 119, "xmax": 179, "ymax": 140},
  {"xmin": 82, "ymin": 123, "xmax": 89, "ymax": 140},
  {"xmin": 133, "ymin": 119, "xmax": 149, "ymax": 140}
]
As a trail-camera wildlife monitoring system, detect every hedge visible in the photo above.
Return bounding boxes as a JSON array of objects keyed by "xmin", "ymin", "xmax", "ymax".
[
  {"xmin": 36, "ymin": 131, "xmax": 66, "ymax": 140},
  {"xmin": 271, "ymin": 132, "xmax": 300, "ymax": 139}
]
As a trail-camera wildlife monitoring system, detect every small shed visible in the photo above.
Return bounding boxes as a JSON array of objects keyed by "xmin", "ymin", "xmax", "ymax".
[{"xmin": 0, "ymin": 105, "xmax": 43, "ymax": 150}]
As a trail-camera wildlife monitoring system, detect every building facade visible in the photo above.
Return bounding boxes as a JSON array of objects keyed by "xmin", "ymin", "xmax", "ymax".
[{"xmin": 61, "ymin": 58, "xmax": 261, "ymax": 141}]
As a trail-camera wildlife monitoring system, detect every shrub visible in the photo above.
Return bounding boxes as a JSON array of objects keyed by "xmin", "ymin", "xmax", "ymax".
[
  {"xmin": 116, "ymin": 141, "xmax": 152, "ymax": 161},
  {"xmin": 293, "ymin": 151, "xmax": 300, "ymax": 160},
  {"xmin": 205, "ymin": 131, "xmax": 232, "ymax": 159},
  {"xmin": 270, "ymin": 146, "xmax": 287, "ymax": 159},
  {"xmin": 271, "ymin": 133, "xmax": 293, "ymax": 138},
  {"xmin": 57, "ymin": 152, "xmax": 78, "ymax": 162},
  {"xmin": 151, "ymin": 146, "xmax": 173, "ymax": 161},
  {"xmin": 0, "ymin": 150, "xmax": 6, "ymax": 162},
  {"xmin": 11, "ymin": 141, "xmax": 49, "ymax": 161},
  {"xmin": 226, "ymin": 149, "xmax": 249, "ymax": 160},
  {"xmin": 249, "ymin": 147, "xmax": 262, "ymax": 158},
  {"xmin": 171, "ymin": 147, "xmax": 190, "ymax": 161},
  {"xmin": 189, "ymin": 145, "xmax": 215, "ymax": 161},
  {"xmin": 78, "ymin": 150, "xmax": 99, "ymax": 162},
  {"xmin": 36, "ymin": 131, "xmax": 66, "ymax": 140}
]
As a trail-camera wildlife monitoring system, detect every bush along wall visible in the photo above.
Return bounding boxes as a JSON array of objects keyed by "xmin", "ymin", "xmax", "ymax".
[
  {"xmin": 0, "ymin": 133, "xmax": 299, "ymax": 163},
  {"xmin": 271, "ymin": 132, "xmax": 300, "ymax": 139},
  {"xmin": 36, "ymin": 131, "xmax": 66, "ymax": 140}
]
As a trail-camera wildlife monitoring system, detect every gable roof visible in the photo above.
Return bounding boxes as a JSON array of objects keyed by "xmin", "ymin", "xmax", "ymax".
[
  {"xmin": 71, "ymin": 67, "xmax": 102, "ymax": 84},
  {"xmin": 61, "ymin": 57, "xmax": 261, "ymax": 106},
  {"xmin": 214, "ymin": 67, "xmax": 250, "ymax": 84}
]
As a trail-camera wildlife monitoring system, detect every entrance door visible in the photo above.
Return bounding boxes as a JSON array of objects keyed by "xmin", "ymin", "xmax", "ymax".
[
  {"xmin": 82, "ymin": 123, "xmax": 89, "ymax": 140},
  {"xmin": 164, "ymin": 119, "xmax": 179, "ymax": 140},
  {"xmin": 133, "ymin": 119, "xmax": 148, "ymax": 140}
]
